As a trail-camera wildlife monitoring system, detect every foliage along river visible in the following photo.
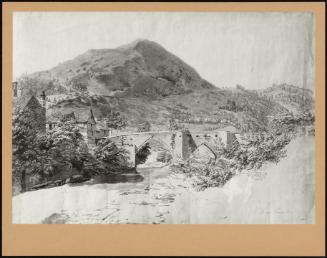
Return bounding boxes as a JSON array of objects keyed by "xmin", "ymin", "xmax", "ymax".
[{"xmin": 12, "ymin": 136, "xmax": 314, "ymax": 224}]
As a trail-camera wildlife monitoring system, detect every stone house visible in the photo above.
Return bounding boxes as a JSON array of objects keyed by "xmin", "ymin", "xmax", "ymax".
[
  {"xmin": 86, "ymin": 108, "xmax": 109, "ymax": 145},
  {"xmin": 46, "ymin": 108, "xmax": 110, "ymax": 145}
]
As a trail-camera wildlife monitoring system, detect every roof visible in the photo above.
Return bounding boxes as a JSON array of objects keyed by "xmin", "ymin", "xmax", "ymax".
[
  {"xmin": 61, "ymin": 112, "xmax": 76, "ymax": 122},
  {"xmin": 13, "ymin": 95, "xmax": 42, "ymax": 113},
  {"xmin": 24, "ymin": 95, "xmax": 42, "ymax": 109}
]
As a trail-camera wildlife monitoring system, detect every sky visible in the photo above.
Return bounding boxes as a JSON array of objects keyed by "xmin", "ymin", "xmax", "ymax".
[{"xmin": 13, "ymin": 12, "xmax": 314, "ymax": 90}]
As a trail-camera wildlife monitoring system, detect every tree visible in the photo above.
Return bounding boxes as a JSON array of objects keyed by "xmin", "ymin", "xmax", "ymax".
[
  {"xmin": 12, "ymin": 108, "xmax": 92, "ymax": 194},
  {"xmin": 268, "ymin": 111, "xmax": 314, "ymax": 135},
  {"xmin": 94, "ymin": 138, "xmax": 127, "ymax": 166},
  {"xmin": 222, "ymin": 132, "xmax": 292, "ymax": 171},
  {"xmin": 228, "ymin": 99, "xmax": 237, "ymax": 111},
  {"xmin": 12, "ymin": 108, "xmax": 45, "ymax": 192},
  {"xmin": 44, "ymin": 121, "xmax": 85, "ymax": 173},
  {"xmin": 170, "ymin": 130, "xmax": 293, "ymax": 191},
  {"xmin": 137, "ymin": 121, "xmax": 151, "ymax": 132},
  {"xmin": 104, "ymin": 110, "xmax": 127, "ymax": 130}
]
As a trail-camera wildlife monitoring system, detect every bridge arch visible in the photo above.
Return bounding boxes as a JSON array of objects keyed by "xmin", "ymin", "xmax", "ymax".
[
  {"xmin": 191, "ymin": 143, "xmax": 217, "ymax": 162},
  {"xmin": 135, "ymin": 135, "xmax": 173, "ymax": 166},
  {"xmin": 136, "ymin": 135, "xmax": 173, "ymax": 154}
]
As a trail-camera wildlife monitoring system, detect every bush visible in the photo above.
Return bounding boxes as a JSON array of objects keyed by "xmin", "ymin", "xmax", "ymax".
[
  {"xmin": 94, "ymin": 138, "xmax": 129, "ymax": 170},
  {"xmin": 268, "ymin": 111, "xmax": 315, "ymax": 135},
  {"xmin": 223, "ymin": 132, "xmax": 292, "ymax": 171},
  {"xmin": 171, "ymin": 158, "xmax": 234, "ymax": 191},
  {"xmin": 12, "ymin": 116, "xmax": 91, "ymax": 193},
  {"xmin": 171, "ymin": 131, "xmax": 292, "ymax": 191}
]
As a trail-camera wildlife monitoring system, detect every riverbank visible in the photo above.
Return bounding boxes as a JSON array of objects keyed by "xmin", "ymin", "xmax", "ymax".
[{"xmin": 12, "ymin": 136, "xmax": 314, "ymax": 224}]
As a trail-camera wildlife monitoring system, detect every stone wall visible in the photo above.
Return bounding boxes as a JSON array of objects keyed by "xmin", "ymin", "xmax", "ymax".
[{"xmin": 105, "ymin": 129, "xmax": 237, "ymax": 167}]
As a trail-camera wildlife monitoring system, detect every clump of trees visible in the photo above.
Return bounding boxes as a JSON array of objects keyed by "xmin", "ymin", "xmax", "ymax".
[
  {"xmin": 39, "ymin": 121, "xmax": 87, "ymax": 174},
  {"xmin": 104, "ymin": 109, "xmax": 127, "ymax": 131},
  {"xmin": 12, "ymin": 109, "xmax": 130, "ymax": 194},
  {"xmin": 268, "ymin": 111, "xmax": 315, "ymax": 135},
  {"xmin": 12, "ymin": 114, "xmax": 89, "ymax": 194},
  {"xmin": 12, "ymin": 108, "xmax": 45, "ymax": 193},
  {"xmin": 171, "ymin": 130, "xmax": 293, "ymax": 191},
  {"xmin": 94, "ymin": 138, "xmax": 129, "ymax": 170},
  {"xmin": 171, "ymin": 158, "xmax": 234, "ymax": 191},
  {"xmin": 222, "ymin": 132, "xmax": 292, "ymax": 172}
]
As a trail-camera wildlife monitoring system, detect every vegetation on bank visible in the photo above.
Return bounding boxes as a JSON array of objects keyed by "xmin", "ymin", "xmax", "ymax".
[
  {"xmin": 12, "ymin": 111, "xmax": 130, "ymax": 195},
  {"xmin": 170, "ymin": 131, "xmax": 292, "ymax": 191},
  {"xmin": 170, "ymin": 111, "xmax": 314, "ymax": 191},
  {"xmin": 12, "ymin": 93, "xmax": 314, "ymax": 195}
]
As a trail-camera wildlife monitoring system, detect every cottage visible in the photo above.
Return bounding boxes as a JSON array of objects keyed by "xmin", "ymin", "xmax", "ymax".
[{"xmin": 86, "ymin": 108, "xmax": 109, "ymax": 145}]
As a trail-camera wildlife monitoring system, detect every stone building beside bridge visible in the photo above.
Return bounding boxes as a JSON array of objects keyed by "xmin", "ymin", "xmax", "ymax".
[{"xmin": 46, "ymin": 108, "xmax": 110, "ymax": 145}]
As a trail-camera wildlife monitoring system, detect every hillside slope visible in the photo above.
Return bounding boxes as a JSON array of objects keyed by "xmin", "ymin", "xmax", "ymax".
[
  {"xmin": 256, "ymin": 83, "xmax": 314, "ymax": 114},
  {"xmin": 25, "ymin": 39, "xmax": 215, "ymax": 99},
  {"xmin": 15, "ymin": 39, "xmax": 314, "ymax": 132}
]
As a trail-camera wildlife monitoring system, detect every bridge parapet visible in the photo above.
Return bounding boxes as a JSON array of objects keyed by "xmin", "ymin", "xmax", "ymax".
[{"xmin": 103, "ymin": 129, "xmax": 237, "ymax": 167}]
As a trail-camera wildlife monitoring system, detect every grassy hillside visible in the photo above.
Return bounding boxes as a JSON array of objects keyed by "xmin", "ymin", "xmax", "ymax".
[
  {"xmin": 21, "ymin": 39, "xmax": 214, "ymax": 99},
  {"xmin": 45, "ymin": 86, "xmax": 288, "ymax": 132},
  {"xmin": 255, "ymin": 83, "xmax": 314, "ymax": 114},
  {"xmin": 14, "ymin": 40, "xmax": 314, "ymax": 132}
]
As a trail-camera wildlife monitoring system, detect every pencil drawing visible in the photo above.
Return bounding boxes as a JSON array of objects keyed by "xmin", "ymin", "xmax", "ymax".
[{"xmin": 12, "ymin": 12, "xmax": 315, "ymax": 224}]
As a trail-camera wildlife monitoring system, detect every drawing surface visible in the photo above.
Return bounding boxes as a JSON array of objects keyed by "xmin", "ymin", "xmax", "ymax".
[{"xmin": 12, "ymin": 12, "xmax": 315, "ymax": 224}]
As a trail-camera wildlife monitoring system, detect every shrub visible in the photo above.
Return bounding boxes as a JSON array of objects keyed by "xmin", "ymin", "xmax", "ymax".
[
  {"xmin": 94, "ymin": 138, "xmax": 128, "ymax": 168},
  {"xmin": 171, "ymin": 131, "xmax": 292, "ymax": 191},
  {"xmin": 170, "ymin": 158, "xmax": 234, "ymax": 191},
  {"xmin": 222, "ymin": 132, "xmax": 292, "ymax": 171}
]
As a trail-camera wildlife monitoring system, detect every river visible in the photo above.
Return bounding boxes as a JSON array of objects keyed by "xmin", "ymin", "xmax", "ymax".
[
  {"xmin": 12, "ymin": 136, "xmax": 315, "ymax": 224},
  {"xmin": 13, "ymin": 164, "xmax": 192, "ymax": 224}
]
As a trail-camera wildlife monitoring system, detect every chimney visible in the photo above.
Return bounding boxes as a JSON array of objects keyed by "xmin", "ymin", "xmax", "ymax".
[{"xmin": 40, "ymin": 90, "xmax": 46, "ymax": 108}]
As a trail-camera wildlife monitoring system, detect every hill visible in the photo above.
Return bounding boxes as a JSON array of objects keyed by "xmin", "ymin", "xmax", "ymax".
[
  {"xmin": 23, "ymin": 39, "xmax": 214, "ymax": 98},
  {"xmin": 255, "ymin": 83, "xmax": 314, "ymax": 114},
  {"xmin": 14, "ymin": 40, "xmax": 314, "ymax": 132}
]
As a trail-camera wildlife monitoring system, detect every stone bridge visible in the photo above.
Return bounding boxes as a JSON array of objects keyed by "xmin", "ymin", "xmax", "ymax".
[{"xmin": 107, "ymin": 129, "xmax": 237, "ymax": 167}]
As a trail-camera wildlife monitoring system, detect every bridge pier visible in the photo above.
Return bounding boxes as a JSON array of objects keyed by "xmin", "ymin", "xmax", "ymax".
[
  {"xmin": 107, "ymin": 129, "xmax": 237, "ymax": 168},
  {"xmin": 173, "ymin": 130, "xmax": 198, "ymax": 160},
  {"xmin": 124, "ymin": 145, "xmax": 136, "ymax": 168}
]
